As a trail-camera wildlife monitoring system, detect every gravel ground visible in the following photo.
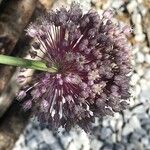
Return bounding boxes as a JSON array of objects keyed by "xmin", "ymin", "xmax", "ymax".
[{"xmin": 13, "ymin": 0, "xmax": 150, "ymax": 150}]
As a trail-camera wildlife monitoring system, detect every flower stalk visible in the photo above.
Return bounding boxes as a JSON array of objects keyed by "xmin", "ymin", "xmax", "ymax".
[{"xmin": 0, "ymin": 55, "xmax": 58, "ymax": 73}]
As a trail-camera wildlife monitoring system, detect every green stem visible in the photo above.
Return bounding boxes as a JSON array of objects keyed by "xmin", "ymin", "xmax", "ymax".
[{"xmin": 0, "ymin": 55, "xmax": 58, "ymax": 73}]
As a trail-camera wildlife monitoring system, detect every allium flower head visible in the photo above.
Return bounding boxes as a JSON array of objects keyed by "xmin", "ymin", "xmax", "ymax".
[{"xmin": 18, "ymin": 3, "xmax": 132, "ymax": 132}]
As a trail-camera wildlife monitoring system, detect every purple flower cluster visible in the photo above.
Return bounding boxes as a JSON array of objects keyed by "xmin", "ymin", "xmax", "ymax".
[{"xmin": 18, "ymin": 3, "xmax": 132, "ymax": 132}]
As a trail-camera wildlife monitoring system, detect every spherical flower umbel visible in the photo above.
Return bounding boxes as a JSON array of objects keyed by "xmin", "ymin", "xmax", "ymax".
[{"xmin": 18, "ymin": 3, "xmax": 132, "ymax": 132}]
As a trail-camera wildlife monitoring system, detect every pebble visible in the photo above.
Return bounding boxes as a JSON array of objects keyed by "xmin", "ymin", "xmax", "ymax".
[
  {"xmin": 59, "ymin": 134, "xmax": 72, "ymax": 148},
  {"xmin": 129, "ymin": 132, "xmax": 142, "ymax": 143},
  {"xmin": 41, "ymin": 129, "xmax": 55, "ymax": 144},
  {"xmin": 38, "ymin": 142, "xmax": 50, "ymax": 150},
  {"xmin": 126, "ymin": 143, "xmax": 135, "ymax": 150},
  {"xmin": 135, "ymin": 34, "xmax": 146, "ymax": 42},
  {"xmin": 134, "ymin": 84, "xmax": 141, "ymax": 97},
  {"xmin": 145, "ymin": 54, "xmax": 150, "ymax": 64},
  {"xmin": 139, "ymin": 78, "xmax": 147, "ymax": 87},
  {"xmin": 122, "ymin": 116, "xmax": 141, "ymax": 136},
  {"xmin": 67, "ymin": 0, "xmax": 91, "ymax": 13},
  {"xmin": 138, "ymin": 4, "xmax": 147, "ymax": 16},
  {"xmin": 141, "ymin": 120, "xmax": 150, "ymax": 131},
  {"xmin": 132, "ymin": 45, "xmax": 140, "ymax": 54},
  {"xmin": 123, "ymin": 110, "xmax": 133, "ymax": 122},
  {"xmin": 116, "ymin": 119, "xmax": 123, "ymax": 131},
  {"xmin": 137, "ymin": 113, "xmax": 149, "ymax": 120},
  {"xmin": 132, "ymin": 12, "xmax": 142, "ymax": 25},
  {"xmin": 135, "ymin": 65, "xmax": 144, "ymax": 77},
  {"xmin": 129, "ymin": 115, "xmax": 141, "ymax": 129},
  {"xmin": 144, "ymin": 69, "xmax": 150, "ymax": 80},
  {"xmin": 28, "ymin": 139, "xmax": 38, "ymax": 149},
  {"xmin": 111, "ymin": 0, "xmax": 124, "ymax": 9},
  {"xmin": 114, "ymin": 143, "xmax": 125, "ymax": 150},
  {"xmin": 127, "ymin": 0, "xmax": 137, "ymax": 13},
  {"xmin": 101, "ymin": 143, "xmax": 113, "ymax": 150},
  {"xmin": 25, "ymin": 130, "xmax": 38, "ymax": 143},
  {"xmin": 70, "ymin": 129, "xmax": 90, "ymax": 150},
  {"xmin": 135, "ymin": 128, "xmax": 147, "ymax": 137},
  {"xmin": 102, "ymin": 119, "xmax": 110, "ymax": 127},
  {"xmin": 100, "ymin": 127, "xmax": 112, "ymax": 140},
  {"xmin": 90, "ymin": 139, "xmax": 103, "ymax": 150},
  {"xmin": 137, "ymin": 0, "xmax": 143, "ymax": 3},
  {"xmin": 140, "ymin": 81, "xmax": 150, "ymax": 102},
  {"xmin": 136, "ymin": 52, "xmax": 145, "ymax": 63},
  {"xmin": 132, "ymin": 104, "xmax": 145, "ymax": 114},
  {"xmin": 122, "ymin": 124, "xmax": 134, "ymax": 136},
  {"xmin": 142, "ymin": 46, "xmax": 150, "ymax": 53},
  {"xmin": 141, "ymin": 136, "xmax": 149, "ymax": 146},
  {"xmin": 130, "ymin": 73, "xmax": 140, "ymax": 85},
  {"xmin": 135, "ymin": 143, "xmax": 144, "ymax": 150}
]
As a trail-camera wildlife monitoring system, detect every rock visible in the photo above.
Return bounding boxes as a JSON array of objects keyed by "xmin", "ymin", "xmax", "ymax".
[
  {"xmin": 127, "ymin": 0, "xmax": 138, "ymax": 13},
  {"xmin": 100, "ymin": 127, "xmax": 112, "ymax": 140},
  {"xmin": 90, "ymin": 139, "xmax": 103, "ymax": 150},
  {"xmin": 130, "ymin": 73, "xmax": 140, "ymax": 86},
  {"xmin": 50, "ymin": 143, "xmax": 62, "ymax": 150},
  {"xmin": 38, "ymin": 142, "xmax": 51, "ymax": 150},
  {"xmin": 122, "ymin": 124, "xmax": 133, "ymax": 136},
  {"xmin": 111, "ymin": 133, "xmax": 117, "ymax": 143},
  {"xmin": 139, "ymin": 78, "xmax": 147, "ymax": 87},
  {"xmin": 102, "ymin": 119, "xmax": 110, "ymax": 127},
  {"xmin": 101, "ymin": 143, "xmax": 113, "ymax": 150},
  {"xmin": 140, "ymin": 80, "xmax": 150, "ymax": 102},
  {"xmin": 137, "ymin": 113, "xmax": 149, "ymax": 121},
  {"xmin": 27, "ymin": 139, "xmax": 38, "ymax": 150},
  {"xmin": 137, "ymin": 0, "xmax": 143, "ymax": 3},
  {"xmin": 132, "ymin": 104, "xmax": 145, "ymax": 114},
  {"xmin": 134, "ymin": 84, "xmax": 141, "ymax": 98},
  {"xmin": 123, "ymin": 110, "xmax": 133, "ymax": 122},
  {"xmin": 136, "ymin": 52, "xmax": 145, "ymax": 63},
  {"xmin": 144, "ymin": 69, "xmax": 150, "ymax": 80},
  {"xmin": 138, "ymin": 4, "xmax": 148, "ymax": 16},
  {"xmin": 129, "ymin": 115, "xmax": 141, "ymax": 129},
  {"xmin": 141, "ymin": 119, "xmax": 150, "ymax": 130},
  {"xmin": 142, "ymin": 46, "xmax": 150, "ymax": 53},
  {"xmin": 114, "ymin": 143, "xmax": 125, "ymax": 150},
  {"xmin": 111, "ymin": 0, "xmax": 124, "ymax": 9},
  {"xmin": 59, "ymin": 133, "xmax": 72, "ymax": 149},
  {"xmin": 145, "ymin": 54, "xmax": 150, "ymax": 64},
  {"xmin": 135, "ymin": 34, "xmax": 146, "ymax": 42},
  {"xmin": 116, "ymin": 119, "xmax": 123, "ymax": 131},
  {"xmin": 135, "ymin": 65, "xmax": 144, "ymax": 77},
  {"xmin": 109, "ymin": 119, "xmax": 116, "ymax": 131},
  {"xmin": 125, "ymin": 143, "xmax": 135, "ymax": 150},
  {"xmin": 132, "ymin": 45, "xmax": 140, "ymax": 54},
  {"xmin": 0, "ymin": 0, "xmax": 37, "ymax": 117},
  {"xmin": 0, "ymin": 102, "xmax": 29, "ymax": 150},
  {"xmin": 141, "ymin": 136, "xmax": 149, "ymax": 146},
  {"xmin": 129, "ymin": 132, "xmax": 142, "ymax": 143},
  {"xmin": 123, "ymin": 115, "xmax": 141, "ymax": 136},
  {"xmin": 132, "ymin": 12, "xmax": 142, "ymax": 25},
  {"xmin": 40, "ymin": 129, "xmax": 55, "ymax": 144},
  {"xmin": 25, "ymin": 129, "xmax": 37, "ymax": 143},
  {"xmin": 134, "ymin": 128, "xmax": 147, "ymax": 137},
  {"xmin": 69, "ymin": 129, "xmax": 90, "ymax": 150},
  {"xmin": 67, "ymin": 0, "xmax": 91, "ymax": 13}
]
